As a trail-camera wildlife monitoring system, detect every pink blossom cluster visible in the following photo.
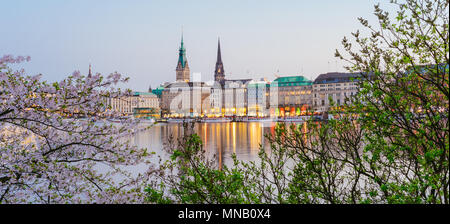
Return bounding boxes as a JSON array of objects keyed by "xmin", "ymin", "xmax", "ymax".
[
  {"xmin": 0, "ymin": 55, "xmax": 152, "ymax": 203},
  {"xmin": 0, "ymin": 55, "xmax": 31, "ymax": 65}
]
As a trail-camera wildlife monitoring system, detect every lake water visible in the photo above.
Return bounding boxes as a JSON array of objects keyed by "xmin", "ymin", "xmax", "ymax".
[{"xmin": 133, "ymin": 121, "xmax": 285, "ymax": 168}]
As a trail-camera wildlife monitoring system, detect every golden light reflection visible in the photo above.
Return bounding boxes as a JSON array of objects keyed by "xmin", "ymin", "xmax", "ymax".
[
  {"xmin": 226, "ymin": 122, "xmax": 230, "ymax": 152},
  {"xmin": 232, "ymin": 122, "xmax": 236, "ymax": 153},
  {"xmin": 249, "ymin": 122, "xmax": 259, "ymax": 150},
  {"xmin": 149, "ymin": 122, "xmax": 286, "ymax": 171},
  {"xmin": 203, "ymin": 123, "xmax": 207, "ymax": 145}
]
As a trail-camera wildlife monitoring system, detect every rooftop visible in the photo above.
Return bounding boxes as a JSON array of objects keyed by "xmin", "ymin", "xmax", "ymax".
[
  {"xmin": 271, "ymin": 75, "xmax": 312, "ymax": 87},
  {"xmin": 313, "ymin": 72, "xmax": 362, "ymax": 84},
  {"xmin": 133, "ymin": 91, "xmax": 157, "ymax": 97}
]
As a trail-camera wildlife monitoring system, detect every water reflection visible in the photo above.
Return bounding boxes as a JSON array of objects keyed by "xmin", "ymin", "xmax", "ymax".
[
  {"xmin": 134, "ymin": 121, "xmax": 314, "ymax": 170},
  {"xmin": 134, "ymin": 122, "xmax": 285, "ymax": 168}
]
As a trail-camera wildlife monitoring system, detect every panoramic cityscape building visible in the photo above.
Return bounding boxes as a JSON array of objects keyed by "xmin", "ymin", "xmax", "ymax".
[
  {"xmin": 160, "ymin": 35, "xmax": 211, "ymax": 117},
  {"xmin": 107, "ymin": 34, "xmax": 362, "ymax": 120}
]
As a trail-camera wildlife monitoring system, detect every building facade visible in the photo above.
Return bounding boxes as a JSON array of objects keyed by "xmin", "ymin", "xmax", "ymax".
[
  {"xmin": 106, "ymin": 97, "xmax": 133, "ymax": 116},
  {"xmin": 106, "ymin": 91, "xmax": 160, "ymax": 117},
  {"xmin": 161, "ymin": 82, "xmax": 211, "ymax": 117},
  {"xmin": 270, "ymin": 76, "xmax": 313, "ymax": 117},
  {"xmin": 131, "ymin": 92, "xmax": 160, "ymax": 119},
  {"xmin": 223, "ymin": 79, "xmax": 251, "ymax": 117},
  {"xmin": 312, "ymin": 72, "xmax": 361, "ymax": 113},
  {"xmin": 247, "ymin": 79, "xmax": 270, "ymax": 117}
]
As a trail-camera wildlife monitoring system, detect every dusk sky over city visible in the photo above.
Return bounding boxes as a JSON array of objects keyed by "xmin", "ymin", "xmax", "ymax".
[
  {"xmin": 1, "ymin": 0, "xmax": 392, "ymax": 91},
  {"xmin": 1, "ymin": 0, "xmax": 448, "ymax": 208}
]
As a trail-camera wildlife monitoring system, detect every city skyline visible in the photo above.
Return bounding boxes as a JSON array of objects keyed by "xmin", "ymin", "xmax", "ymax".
[
  {"xmin": 0, "ymin": 0, "xmax": 448, "ymax": 207},
  {"xmin": 1, "ymin": 0, "xmax": 395, "ymax": 91}
]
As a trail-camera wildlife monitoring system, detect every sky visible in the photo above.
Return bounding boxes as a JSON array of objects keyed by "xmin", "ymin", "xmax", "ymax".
[{"xmin": 1, "ymin": 0, "xmax": 395, "ymax": 91}]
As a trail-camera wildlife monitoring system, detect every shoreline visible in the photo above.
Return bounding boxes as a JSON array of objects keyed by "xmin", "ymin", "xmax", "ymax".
[{"xmin": 156, "ymin": 116, "xmax": 325, "ymax": 123}]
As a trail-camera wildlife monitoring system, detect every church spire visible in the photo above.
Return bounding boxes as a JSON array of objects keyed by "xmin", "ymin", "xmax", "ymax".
[
  {"xmin": 88, "ymin": 64, "xmax": 92, "ymax": 77},
  {"xmin": 214, "ymin": 37, "xmax": 225, "ymax": 82},
  {"xmin": 217, "ymin": 37, "xmax": 222, "ymax": 63}
]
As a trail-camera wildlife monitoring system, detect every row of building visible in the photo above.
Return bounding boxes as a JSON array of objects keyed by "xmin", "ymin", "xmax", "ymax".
[
  {"xmin": 104, "ymin": 35, "xmax": 361, "ymax": 119},
  {"xmin": 105, "ymin": 91, "xmax": 160, "ymax": 119},
  {"xmin": 152, "ymin": 72, "xmax": 360, "ymax": 118}
]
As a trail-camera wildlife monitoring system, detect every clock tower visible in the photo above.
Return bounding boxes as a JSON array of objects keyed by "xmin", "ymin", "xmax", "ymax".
[{"xmin": 176, "ymin": 34, "xmax": 190, "ymax": 82}]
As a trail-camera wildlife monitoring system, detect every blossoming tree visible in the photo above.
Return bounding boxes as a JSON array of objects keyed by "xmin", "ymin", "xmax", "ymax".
[{"xmin": 0, "ymin": 55, "xmax": 150, "ymax": 203}]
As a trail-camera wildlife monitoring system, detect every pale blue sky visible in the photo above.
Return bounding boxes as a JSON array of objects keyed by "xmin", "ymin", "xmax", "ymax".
[{"xmin": 1, "ymin": 0, "xmax": 392, "ymax": 91}]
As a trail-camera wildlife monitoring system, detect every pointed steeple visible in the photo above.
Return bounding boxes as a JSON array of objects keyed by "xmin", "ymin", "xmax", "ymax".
[
  {"xmin": 180, "ymin": 31, "xmax": 184, "ymax": 50},
  {"xmin": 181, "ymin": 26, "xmax": 184, "ymax": 47},
  {"xmin": 88, "ymin": 64, "xmax": 92, "ymax": 77},
  {"xmin": 217, "ymin": 37, "xmax": 222, "ymax": 63},
  {"xmin": 214, "ymin": 37, "xmax": 225, "ymax": 82},
  {"xmin": 177, "ymin": 32, "xmax": 188, "ymax": 68},
  {"xmin": 176, "ymin": 30, "xmax": 190, "ymax": 82}
]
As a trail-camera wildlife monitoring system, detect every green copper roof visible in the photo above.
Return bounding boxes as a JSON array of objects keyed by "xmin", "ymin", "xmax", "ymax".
[
  {"xmin": 274, "ymin": 76, "xmax": 310, "ymax": 83},
  {"xmin": 151, "ymin": 86, "xmax": 165, "ymax": 96},
  {"xmin": 271, "ymin": 75, "xmax": 312, "ymax": 87},
  {"xmin": 178, "ymin": 35, "xmax": 187, "ymax": 68},
  {"xmin": 133, "ymin": 91, "xmax": 157, "ymax": 96},
  {"xmin": 247, "ymin": 82, "xmax": 269, "ymax": 88}
]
